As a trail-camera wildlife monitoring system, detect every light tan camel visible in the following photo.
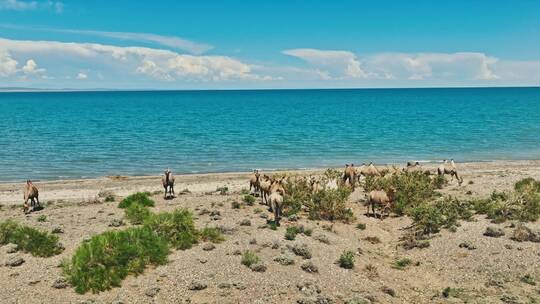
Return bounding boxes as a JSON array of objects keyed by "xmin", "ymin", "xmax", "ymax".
[
  {"xmin": 268, "ymin": 179, "xmax": 286, "ymax": 226},
  {"xmin": 161, "ymin": 168, "xmax": 175, "ymax": 199},
  {"xmin": 23, "ymin": 180, "xmax": 40, "ymax": 213},
  {"xmin": 249, "ymin": 170, "xmax": 260, "ymax": 194},
  {"xmin": 367, "ymin": 188, "xmax": 396, "ymax": 219},
  {"xmin": 437, "ymin": 159, "xmax": 463, "ymax": 185},
  {"xmin": 343, "ymin": 164, "xmax": 357, "ymax": 190}
]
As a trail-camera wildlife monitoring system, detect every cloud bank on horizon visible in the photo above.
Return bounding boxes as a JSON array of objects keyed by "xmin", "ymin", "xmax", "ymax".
[{"xmin": 1, "ymin": 1, "xmax": 539, "ymax": 89}]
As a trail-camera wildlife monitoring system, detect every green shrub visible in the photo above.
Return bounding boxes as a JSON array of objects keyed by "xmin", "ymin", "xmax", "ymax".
[
  {"xmin": 471, "ymin": 186, "xmax": 540, "ymax": 223},
  {"xmin": 144, "ymin": 209, "xmax": 198, "ymax": 250},
  {"xmin": 520, "ymin": 274, "xmax": 536, "ymax": 285},
  {"xmin": 338, "ymin": 250, "xmax": 355, "ymax": 269},
  {"xmin": 514, "ymin": 178, "xmax": 540, "ymax": 192},
  {"xmin": 216, "ymin": 186, "xmax": 229, "ymax": 195},
  {"xmin": 356, "ymin": 223, "xmax": 366, "ymax": 230},
  {"xmin": 199, "ymin": 227, "xmax": 224, "ymax": 243},
  {"xmin": 62, "ymin": 227, "xmax": 168, "ymax": 294},
  {"xmin": 432, "ymin": 175, "xmax": 448, "ymax": 189},
  {"xmin": 285, "ymin": 226, "xmax": 300, "ymax": 240},
  {"xmin": 104, "ymin": 195, "xmax": 115, "ymax": 202},
  {"xmin": 231, "ymin": 201, "xmax": 241, "ymax": 209},
  {"xmin": 0, "ymin": 220, "xmax": 63, "ymax": 257},
  {"xmin": 36, "ymin": 215, "xmax": 47, "ymax": 222},
  {"xmin": 307, "ymin": 187, "xmax": 354, "ymax": 222},
  {"xmin": 243, "ymin": 194, "xmax": 256, "ymax": 206},
  {"xmin": 392, "ymin": 258, "xmax": 412, "ymax": 270},
  {"xmin": 118, "ymin": 192, "xmax": 154, "ymax": 209},
  {"xmin": 282, "ymin": 177, "xmax": 311, "ymax": 216},
  {"xmin": 407, "ymin": 198, "xmax": 472, "ymax": 237},
  {"xmin": 240, "ymin": 188, "xmax": 250, "ymax": 195},
  {"xmin": 364, "ymin": 171, "xmax": 439, "ymax": 216},
  {"xmin": 125, "ymin": 203, "xmax": 151, "ymax": 225},
  {"xmin": 241, "ymin": 250, "xmax": 260, "ymax": 267}
]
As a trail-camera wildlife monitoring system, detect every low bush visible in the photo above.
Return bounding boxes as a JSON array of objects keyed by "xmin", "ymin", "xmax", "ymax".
[
  {"xmin": 125, "ymin": 203, "xmax": 151, "ymax": 225},
  {"xmin": 118, "ymin": 192, "xmax": 154, "ymax": 209},
  {"xmin": 62, "ymin": 227, "xmax": 168, "ymax": 294},
  {"xmin": 199, "ymin": 227, "xmax": 225, "ymax": 243},
  {"xmin": 471, "ymin": 179, "xmax": 540, "ymax": 223},
  {"xmin": 243, "ymin": 195, "xmax": 256, "ymax": 206},
  {"xmin": 0, "ymin": 220, "xmax": 63, "ymax": 257},
  {"xmin": 241, "ymin": 250, "xmax": 260, "ymax": 267},
  {"xmin": 285, "ymin": 226, "xmax": 300, "ymax": 240},
  {"xmin": 216, "ymin": 186, "xmax": 229, "ymax": 195},
  {"xmin": 392, "ymin": 258, "xmax": 412, "ymax": 270},
  {"xmin": 36, "ymin": 215, "xmax": 47, "ymax": 222},
  {"xmin": 407, "ymin": 197, "xmax": 472, "ymax": 238},
  {"xmin": 338, "ymin": 250, "xmax": 355, "ymax": 269},
  {"xmin": 356, "ymin": 223, "xmax": 366, "ymax": 230},
  {"xmin": 144, "ymin": 209, "xmax": 199, "ymax": 250},
  {"xmin": 307, "ymin": 187, "xmax": 354, "ymax": 222}
]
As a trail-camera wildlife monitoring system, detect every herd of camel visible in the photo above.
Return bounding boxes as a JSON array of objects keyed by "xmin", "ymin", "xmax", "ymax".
[
  {"xmin": 248, "ymin": 159, "xmax": 463, "ymax": 223},
  {"xmin": 22, "ymin": 161, "xmax": 462, "ymax": 223}
]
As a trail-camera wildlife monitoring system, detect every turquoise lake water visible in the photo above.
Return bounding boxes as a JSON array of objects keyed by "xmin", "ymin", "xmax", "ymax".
[{"xmin": 1, "ymin": 87, "xmax": 539, "ymax": 182}]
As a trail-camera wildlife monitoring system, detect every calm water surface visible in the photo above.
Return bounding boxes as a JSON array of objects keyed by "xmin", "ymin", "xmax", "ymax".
[{"xmin": 1, "ymin": 87, "xmax": 539, "ymax": 181}]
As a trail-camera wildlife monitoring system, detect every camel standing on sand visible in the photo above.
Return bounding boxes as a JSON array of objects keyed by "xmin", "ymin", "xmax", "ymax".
[
  {"xmin": 268, "ymin": 179, "xmax": 286, "ymax": 226},
  {"xmin": 259, "ymin": 175, "xmax": 272, "ymax": 207},
  {"xmin": 367, "ymin": 187, "xmax": 396, "ymax": 219},
  {"xmin": 343, "ymin": 164, "xmax": 357, "ymax": 190},
  {"xmin": 438, "ymin": 159, "xmax": 463, "ymax": 185},
  {"xmin": 162, "ymin": 168, "xmax": 175, "ymax": 199},
  {"xmin": 358, "ymin": 162, "xmax": 381, "ymax": 180},
  {"xmin": 249, "ymin": 170, "xmax": 260, "ymax": 194},
  {"xmin": 23, "ymin": 180, "xmax": 40, "ymax": 213}
]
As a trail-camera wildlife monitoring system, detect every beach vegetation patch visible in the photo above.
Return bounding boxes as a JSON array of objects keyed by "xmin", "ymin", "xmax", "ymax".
[
  {"xmin": 243, "ymin": 194, "xmax": 256, "ymax": 205},
  {"xmin": 125, "ymin": 202, "xmax": 152, "ymax": 225},
  {"xmin": 337, "ymin": 250, "xmax": 355, "ymax": 269},
  {"xmin": 144, "ymin": 209, "xmax": 199, "ymax": 250},
  {"xmin": 199, "ymin": 226, "xmax": 225, "ymax": 243},
  {"xmin": 241, "ymin": 250, "xmax": 260, "ymax": 267},
  {"xmin": 0, "ymin": 220, "xmax": 63, "ymax": 257},
  {"xmin": 62, "ymin": 227, "xmax": 169, "ymax": 294},
  {"xmin": 307, "ymin": 187, "xmax": 354, "ymax": 222},
  {"xmin": 118, "ymin": 192, "xmax": 154, "ymax": 209}
]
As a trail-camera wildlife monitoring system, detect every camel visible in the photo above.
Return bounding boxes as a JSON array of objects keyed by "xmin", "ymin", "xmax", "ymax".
[
  {"xmin": 268, "ymin": 179, "xmax": 286, "ymax": 226},
  {"xmin": 343, "ymin": 164, "xmax": 357, "ymax": 190},
  {"xmin": 161, "ymin": 168, "xmax": 175, "ymax": 199},
  {"xmin": 406, "ymin": 161, "xmax": 421, "ymax": 172},
  {"xmin": 259, "ymin": 174, "xmax": 272, "ymax": 207},
  {"xmin": 309, "ymin": 177, "xmax": 323, "ymax": 194},
  {"xmin": 438, "ymin": 159, "xmax": 463, "ymax": 185},
  {"xmin": 249, "ymin": 170, "xmax": 260, "ymax": 194},
  {"xmin": 367, "ymin": 187, "xmax": 396, "ymax": 219},
  {"xmin": 358, "ymin": 162, "xmax": 381, "ymax": 178},
  {"xmin": 23, "ymin": 180, "xmax": 40, "ymax": 214}
]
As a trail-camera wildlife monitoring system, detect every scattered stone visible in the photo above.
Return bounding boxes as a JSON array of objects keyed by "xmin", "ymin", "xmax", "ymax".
[
  {"xmin": 28, "ymin": 279, "xmax": 41, "ymax": 285},
  {"xmin": 249, "ymin": 263, "xmax": 267, "ymax": 272},
  {"xmin": 111, "ymin": 300, "xmax": 125, "ymax": 304},
  {"xmin": 297, "ymin": 296, "xmax": 334, "ymax": 304},
  {"xmin": 4, "ymin": 243, "xmax": 18, "ymax": 253},
  {"xmin": 108, "ymin": 218, "xmax": 124, "ymax": 227},
  {"xmin": 51, "ymin": 226, "xmax": 64, "ymax": 234},
  {"xmin": 381, "ymin": 286, "xmax": 396, "ymax": 297},
  {"xmin": 511, "ymin": 224, "xmax": 540, "ymax": 242},
  {"xmin": 5, "ymin": 255, "xmax": 24, "ymax": 267},
  {"xmin": 145, "ymin": 287, "xmax": 160, "ymax": 297},
  {"xmin": 233, "ymin": 249, "xmax": 242, "ymax": 255},
  {"xmin": 301, "ymin": 261, "xmax": 318, "ymax": 273},
  {"xmin": 217, "ymin": 225, "xmax": 236, "ymax": 235},
  {"xmin": 274, "ymin": 253, "xmax": 295, "ymax": 265},
  {"xmin": 52, "ymin": 278, "xmax": 69, "ymax": 289},
  {"xmin": 188, "ymin": 280, "xmax": 207, "ymax": 291},
  {"xmin": 484, "ymin": 226, "xmax": 505, "ymax": 238},
  {"xmin": 458, "ymin": 241, "xmax": 477, "ymax": 250},
  {"xmin": 218, "ymin": 282, "xmax": 232, "ymax": 289},
  {"xmin": 239, "ymin": 219, "xmax": 251, "ymax": 226},
  {"xmin": 202, "ymin": 243, "xmax": 216, "ymax": 251},
  {"xmin": 500, "ymin": 294, "xmax": 520, "ymax": 304},
  {"xmin": 249, "ymin": 238, "xmax": 257, "ymax": 245},
  {"xmin": 210, "ymin": 215, "xmax": 222, "ymax": 221},
  {"xmin": 198, "ymin": 258, "xmax": 208, "ymax": 264},
  {"xmin": 259, "ymin": 213, "xmax": 269, "ymax": 219},
  {"xmin": 210, "ymin": 210, "xmax": 221, "ymax": 216},
  {"xmin": 504, "ymin": 244, "xmax": 514, "ymax": 250},
  {"xmin": 233, "ymin": 282, "xmax": 247, "ymax": 290},
  {"xmin": 198, "ymin": 208, "xmax": 210, "ymax": 215},
  {"xmin": 271, "ymin": 239, "xmax": 281, "ymax": 249}
]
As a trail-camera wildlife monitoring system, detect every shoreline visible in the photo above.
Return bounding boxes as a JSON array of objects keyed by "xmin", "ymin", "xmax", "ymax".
[{"xmin": 2, "ymin": 159, "xmax": 540, "ymax": 205}]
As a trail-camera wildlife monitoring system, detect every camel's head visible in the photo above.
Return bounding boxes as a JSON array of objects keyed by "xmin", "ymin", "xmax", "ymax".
[
  {"xmin": 387, "ymin": 187, "xmax": 397, "ymax": 200},
  {"xmin": 26, "ymin": 179, "xmax": 31, "ymax": 185}
]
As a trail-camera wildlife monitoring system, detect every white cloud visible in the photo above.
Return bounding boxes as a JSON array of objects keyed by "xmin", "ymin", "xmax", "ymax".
[
  {"xmin": 76, "ymin": 72, "xmax": 87, "ymax": 80},
  {"xmin": 0, "ymin": 50, "xmax": 18, "ymax": 76},
  {"xmin": 0, "ymin": 0, "xmax": 63, "ymax": 12},
  {"xmin": 0, "ymin": 38, "xmax": 270, "ymax": 84},
  {"xmin": 22, "ymin": 59, "xmax": 45, "ymax": 74},
  {"xmin": 283, "ymin": 48, "xmax": 367, "ymax": 79},
  {"xmin": 0, "ymin": 25, "xmax": 211, "ymax": 54}
]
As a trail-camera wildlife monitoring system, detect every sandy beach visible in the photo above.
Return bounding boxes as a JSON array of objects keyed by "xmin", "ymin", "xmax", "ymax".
[{"xmin": 0, "ymin": 160, "xmax": 539, "ymax": 303}]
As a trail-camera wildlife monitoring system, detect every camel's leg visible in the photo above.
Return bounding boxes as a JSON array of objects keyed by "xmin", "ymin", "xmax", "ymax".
[
  {"xmin": 171, "ymin": 184, "xmax": 175, "ymax": 197},
  {"xmin": 23, "ymin": 198, "xmax": 29, "ymax": 213},
  {"xmin": 35, "ymin": 195, "xmax": 40, "ymax": 207},
  {"xmin": 164, "ymin": 186, "xmax": 168, "ymax": 199}
]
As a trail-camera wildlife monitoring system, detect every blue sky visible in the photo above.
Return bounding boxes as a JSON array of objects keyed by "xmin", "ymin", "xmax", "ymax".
[{"xmin": 1, "ymin": 0, "xmax": 539, "ymax": 89}]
